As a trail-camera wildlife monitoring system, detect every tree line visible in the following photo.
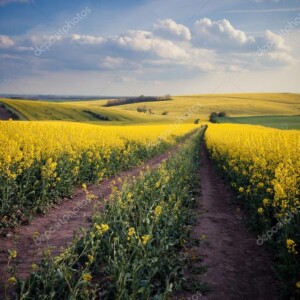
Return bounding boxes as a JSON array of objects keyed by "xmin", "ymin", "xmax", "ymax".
[{"xmin": 105, "ymin": 95, "xmax": 172, "ymax": 107}]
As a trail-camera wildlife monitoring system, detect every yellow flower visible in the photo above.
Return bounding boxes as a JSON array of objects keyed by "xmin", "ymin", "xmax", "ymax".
[
  {"xmin": 141, "ymin": 235, "xmax": 151, "ymax": 245},
  {"xmin": 32, "ymin": 231, "xmax": 40, "ymax": 239},
  {"xmin": 286, "ymin": 239, "xmax": 298, "ymax": 255},
  {"xmin": 128, "ymin": 227, "xmax": 136, "ymax": 237},
  {"xmin": 88, "ymin": 255, "xmax": 94, "ymax": 263},
  {"xmin": 9, "ymin": 249, "xmax": 17, "ymax": 259},
  {"xmin": 95, "ymin": 223, "xmax": 109, "ymax": 235},
  {"xmin": 257, "ymin": 207, "xmax": 264, "ymax": 214},
  {"xmin": 100, "ymin": 223, "xmax": 109, "ymax": 233},
  {"xmin": 257, "ymin": 182, "xmax": 264, "ymax": 189},
  {"xmin": 31, "ymin": 263, "xmax": 38, "ymax": 270},
  {"xmin": 238, "ymin": 187, "xmax": 244, "ymax": 193},
  {"xmin": 82, "ymin": 183, "xmax": 87, "ymax": 190},
  {"xmin": 7, "ymin": 277, "xmax": 17, "ymax": 285},
  {"xmin": 82, "ymin": 273, "xmax": 92, "ymax": 282},
  {"xmin": 95, "ymin": 224, "xmax": 100, "ymax": 232},
  {"xmin": 296, "ymin": 281, "xmax": 300, "ymax": 289},
  {"xmin": 262, "ymin": 199, "xmax": 270, "ymax": 206},
  {"xmin": 154, "ymin": 205, "xmax": 162, "ymax": 219},
  {"xmin": 201, "ymin": 234, "xmax": 207, "ymax": 240},
  {"xmin": 44, "ymin": 248, "xmax": 52, "ymax": 256}
]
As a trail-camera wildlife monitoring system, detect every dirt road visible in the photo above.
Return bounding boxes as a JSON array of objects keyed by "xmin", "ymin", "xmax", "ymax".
[{"xmin": 179, "ymin": 142, "xmax": 278, "ymax": 300}]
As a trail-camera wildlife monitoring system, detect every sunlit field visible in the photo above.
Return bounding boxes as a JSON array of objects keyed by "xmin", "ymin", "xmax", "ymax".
[{"xmin": 0, "ymin": 121, "xmax": 197, "ymax": 230}]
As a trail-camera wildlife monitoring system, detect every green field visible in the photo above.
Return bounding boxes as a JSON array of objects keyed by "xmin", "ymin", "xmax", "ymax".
[
  {"xmin": 1, "ymin": 93, "xmax": 300, "ymax": 127},
  {"xmin": 0, "ymin": 99, "xmax": 166, "ymax": 124},
  {"xmin": 217, "ymin": 115, "xmax": 300, "ymax": 130}
]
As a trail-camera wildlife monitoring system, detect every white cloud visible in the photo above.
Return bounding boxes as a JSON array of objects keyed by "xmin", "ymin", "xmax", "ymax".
[
  {"xmin": 16, "ymin": 46, "xmax": 34, "ymax": 51},
  {"xmin": 193, "ymin": 18, "xmax": 255, "ymax": 50},
  {"xmin": 70, "ymin": 34, "xmax": 104, "ymax": 45},
  {"xmin": 0, "ymin": 0, "xmax": 32, "ymax": 6},
  {"xmin": 154, "ymin": 19, "xmax": 191, "ymax": 41},
  {"xmin": 111, "ymin": 30, "xmax": 189, "ymax": 60},
  {"xmin": 192, "ymin": 17, "xmax": 293, "ymax": 67},
  {"xmin": 263, "ymin": 30, "xmax": 290, "ymax": 52},
  {"xmin": 264, "ymin": 51, "xmax": 295, "ymax": 65},
  {"xmin": 101, "ymin": 56, "xmax": 124, "ymax": 68},
  {"xmin": 0, "ymin": 35, "xmax": 15, "ymax": 48},
  {"xmin": 0, "ymin": 17, "xmax": 296, "ymax": 85}
]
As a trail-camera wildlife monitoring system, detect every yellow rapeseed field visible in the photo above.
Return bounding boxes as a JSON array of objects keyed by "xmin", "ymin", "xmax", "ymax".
[
  {"xmin": 205, "ymin": 124, "xmax": 300, "ymax": 219},
  {"xmin": 0, "ymin": 120, "xmax": 197, "ymax": 229},
  {"xmin": 205, "ymin": 123, "xmax": 300, "ymax": 294}
]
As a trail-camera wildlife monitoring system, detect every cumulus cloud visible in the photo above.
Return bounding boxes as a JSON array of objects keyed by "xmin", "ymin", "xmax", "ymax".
[
  {"xmin": 154, "ymin": 19, "xmax": 191, "ymax": 41},
  {"xmin": 109, "ymin": 30, "xmax": 189, "ymax": 60},
  {"xmin": 70, "ymin": 34, "xmax": 104, "ymax": 45},
  {"xmin": 193, "ymin": 18, "xmax": 255, "ymax": 50},
  {"xmin": 0, "ymin": 17, "xmax": 295, "ymax": 80},
  {"xmin": 192, "ymin": 17, "xmax": 292, "ymax": 67},
  {"xmin": 0, "ymin": 35, "xmax": 15, "ymax": 48},
  {"xmin": 263, "ymin": 52, "xmax": 295, "ymax": 65},
  {"xmin": 261, "ymin": 30, "xmax": 290, "ymax": 52},
  {"xmin": 69, "ymin": 30, "xmax": 190, "ymax": 61}
]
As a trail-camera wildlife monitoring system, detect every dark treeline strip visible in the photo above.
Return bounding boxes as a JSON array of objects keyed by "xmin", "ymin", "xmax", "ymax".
[{"xmin": 105, "ymin": 95, "xmax": 172, "ymax": 107}]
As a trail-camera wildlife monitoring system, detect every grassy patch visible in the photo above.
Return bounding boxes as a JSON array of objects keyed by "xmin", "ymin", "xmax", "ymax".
[{"xmin": 217, "ymin": 115, "xmax": 300, "ymax": 130}]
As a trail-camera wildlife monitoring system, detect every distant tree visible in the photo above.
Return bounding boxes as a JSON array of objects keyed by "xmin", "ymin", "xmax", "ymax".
[
  {"xmin": 162, "ymin": 111, "xmax": 169, "ymax": 115},
  {"xmin": 105, "ymin": 95, "xmax": 172, "ymax": 107},
  {"xmin": 137, "ymin": 105, "xmax": 148, "ymax": 113},
  {"xmin": 218, "ymin": 111, "xmax": 228, "ymax": 117},
  {"xmin": 194, "ymin": 118, "xmax": 200, "ymax": 124},
  {"xmin": 209, "ymin": 112, "xmax": 218, "ymax": 123}
]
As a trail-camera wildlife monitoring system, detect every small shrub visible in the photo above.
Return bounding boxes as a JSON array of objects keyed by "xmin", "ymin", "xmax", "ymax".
[
  {"xmin": 137, "ymin": 106, "xmax": 148, "ymax": 113},
  {"xmin": 209, "ymin": 112, "xmax": 218, "ymax": 123},
  {"xmin": 83, "ymin": 110, "xmax": 110, "ymax": 121},
  {"xmin": 218, "ymin": 111, "xmax": 228, "ymax": 117}
]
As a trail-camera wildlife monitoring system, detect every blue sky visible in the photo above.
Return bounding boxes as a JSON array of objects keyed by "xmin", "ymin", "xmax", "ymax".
[{"xmin": 0, "ymin": 0, "xmax": 300, "ymax": 95}]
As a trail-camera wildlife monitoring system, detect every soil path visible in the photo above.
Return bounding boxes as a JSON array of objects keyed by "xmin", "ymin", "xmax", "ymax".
[
  {"xmin": 0, "ymin": 147, "xmax": 176, "ymax": 291},
  {"xmin": 181, "ymin": 141, "xmax": 278, "ymax": 299}
]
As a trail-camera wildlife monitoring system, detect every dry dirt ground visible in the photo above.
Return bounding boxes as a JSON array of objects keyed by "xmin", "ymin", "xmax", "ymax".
[{"xmin": 176, "ymin": 142, "xmax": 278, "ymax": 300}]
